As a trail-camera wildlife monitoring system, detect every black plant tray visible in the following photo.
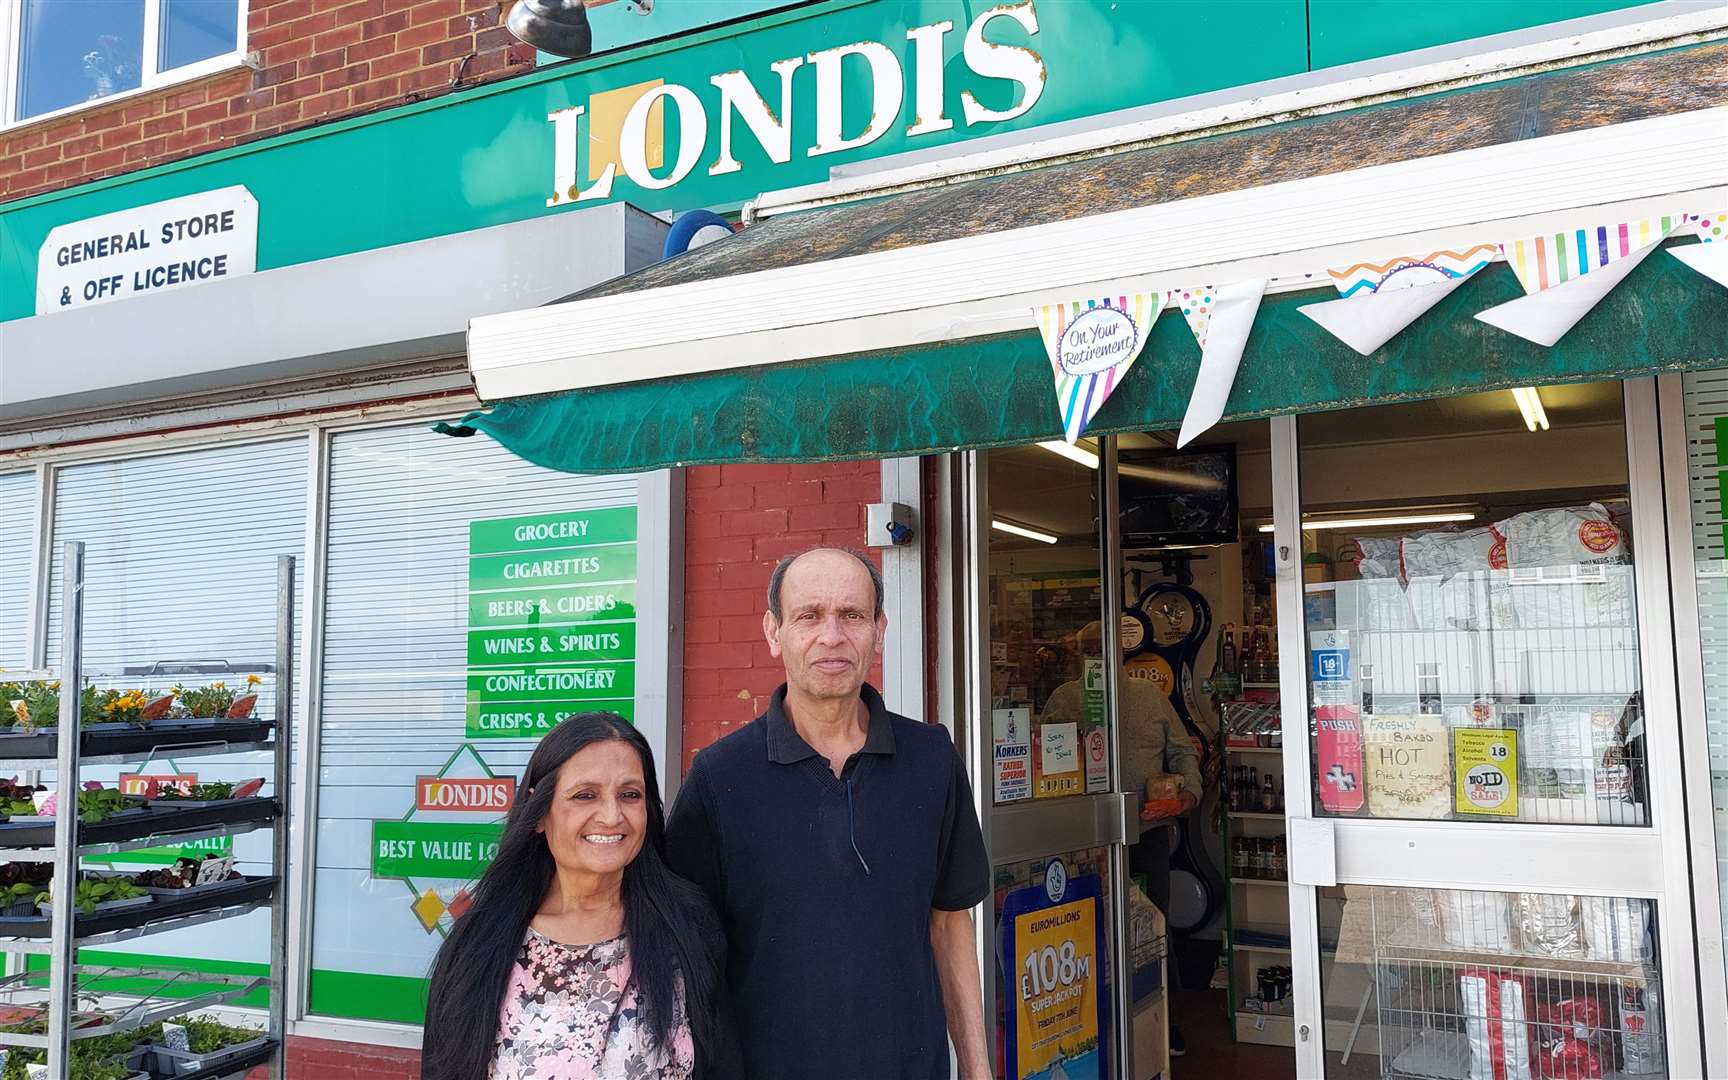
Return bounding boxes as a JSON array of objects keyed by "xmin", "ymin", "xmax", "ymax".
[
  {"xmin": 0, "ymin": 796, "xmax": 279, "ymax": 848},
  {"xmin": 0, "ymin": 875, "xmax": 275, "ymax": 939},
  {"xmin": 0, "ymin": 718, "xmax": 274, "ymax": 760},
  {"xmin": 160, "ymin": 1036, "xmax": 278, "ymax": 1079}
]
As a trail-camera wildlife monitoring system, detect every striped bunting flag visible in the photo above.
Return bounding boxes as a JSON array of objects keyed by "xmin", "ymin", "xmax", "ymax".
[
  {"xmin": 1503, "ymin": 213, "xmax": 1683, "ymax": 294},
  {"xmin": 1034, "ymin": 292, "xmax": 1161, "ymax": 443}
]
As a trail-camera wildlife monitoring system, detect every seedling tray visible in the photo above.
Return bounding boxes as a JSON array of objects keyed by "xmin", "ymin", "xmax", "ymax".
[
  {"xmin": 0, "ymin": 718, "xmax": 273, "ymax": 760},
  {"xmin": 0, "ymin": 875, "xmax": 275, "ymax": 939},
  {"xmin": 164, "ymin": 1036, "xmax": 277, "ymax": 1079},
  {"xmin": 0, "ymin": 797, "xmax": 278, "ymax": 848}
]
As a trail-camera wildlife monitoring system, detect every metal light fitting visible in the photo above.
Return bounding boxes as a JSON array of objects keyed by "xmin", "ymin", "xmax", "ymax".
[{"xmin": 504, "ymin": 0, "xmax": 593, "ymax": 59}]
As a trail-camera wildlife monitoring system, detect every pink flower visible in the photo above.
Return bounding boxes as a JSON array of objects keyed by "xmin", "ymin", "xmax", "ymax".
[{"xmin": 82, "ymin": 780, "xmax": 103, "ymax": 791}]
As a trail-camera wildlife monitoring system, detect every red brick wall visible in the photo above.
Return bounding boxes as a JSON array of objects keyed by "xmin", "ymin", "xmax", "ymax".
[
  {"xmin": 266, "ymin": 1035, "xmax": 419, "ymax": 1078},
  {"xmin": 0, "ymin": 0, "xmax": 533, "ymax": 203},
  {"xmin": 681, "ymin": 461, "xmax": 883, "ymax": 771}
]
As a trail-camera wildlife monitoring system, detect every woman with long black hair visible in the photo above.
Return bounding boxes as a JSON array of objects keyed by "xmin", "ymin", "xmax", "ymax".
[{"xmin": 423, "ymin": 712, "xmax": 729, "ymax": 1079}]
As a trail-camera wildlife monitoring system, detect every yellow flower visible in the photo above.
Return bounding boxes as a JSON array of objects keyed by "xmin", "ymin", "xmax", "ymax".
[
  {"xmin": 212, "ymin": 681, "xmax": 225, "ymax": 690},
  {"xmin": 246, "ymin": 674, "xmax": 261, "ymax": 686}
]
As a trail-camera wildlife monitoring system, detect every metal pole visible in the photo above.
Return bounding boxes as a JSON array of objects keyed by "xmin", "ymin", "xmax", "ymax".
[
  {"xmin": 269, "ymin": 555, "xmax": 294, "ymax": 1078},
  {"xmin": 47, "ymin": 541, "xmax": 85, "ymax": 1079},
  {"xmin": 1100, "ymin": 438, "xmax": 1134, "ymax": 1080}
]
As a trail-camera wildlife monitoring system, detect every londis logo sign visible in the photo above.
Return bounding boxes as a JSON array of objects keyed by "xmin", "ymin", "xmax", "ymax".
[
  {"xmin": 547, "ymin": 0, "xmax": 1047, "ymax": 206},
  {"xmin": 415, "ymin": 776, "xmax": 516, "ymax": 813}
]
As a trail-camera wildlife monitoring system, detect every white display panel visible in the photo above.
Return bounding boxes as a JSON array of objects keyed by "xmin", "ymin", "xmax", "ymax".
[
  {"xmin": 0, "ymin": 470, "xmax": 36, "ymax": 668},
  {"xmin": 41, "ymin": 438, "xmax": 308, "ymax": 991},
  {"xmin": 308, "ymin": 422, "xmax": 638, "ymax": 1025}
]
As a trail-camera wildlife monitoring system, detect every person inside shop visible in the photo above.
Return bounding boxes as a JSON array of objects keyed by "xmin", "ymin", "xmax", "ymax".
[
  {"xmin": 665, "ymin": 547, "xmax": 993, "ymax": 1080},
  {"xmin": 1040, "ymin": 619, "xmax": 1204, "ymax": 1055},
  {"xmin": 421, "ymin": 712, "xmax": 736, "ymax": 1080}
]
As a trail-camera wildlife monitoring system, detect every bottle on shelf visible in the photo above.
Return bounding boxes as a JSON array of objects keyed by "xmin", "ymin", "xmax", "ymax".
[
  {"xmin": 1222, "ymin": 624, "xmax": 1238, "ymax": 676},
  {"xmin": 1260, "ymin": 773, "xmax": 1278, "ymax": 814}
]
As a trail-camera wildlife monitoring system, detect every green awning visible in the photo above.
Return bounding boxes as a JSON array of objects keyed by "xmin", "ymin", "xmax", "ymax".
[
  {"xmin": 449, "ymin": 252, "xmax": 1728, "ymax": 474},
  {"xmin": 450, "ymin": 40, "xmax": 1728, "ymax": 473}
]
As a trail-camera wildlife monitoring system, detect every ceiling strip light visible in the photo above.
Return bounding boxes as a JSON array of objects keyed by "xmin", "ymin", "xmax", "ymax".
[
  {"xmin": 1511, "ymin": 386, "xmax": 1550, "ymax": 432},
  {"xmin": 992, "ymin": 518, "xmax": 1060, "ymax": 544},
  {"xmin": 1257, "ymin": 511, "xmax": 1477, "ymax": 533},
  {"xmin": 1037, "ymin": 440, "xmax": 1100, "ymax": 469}
]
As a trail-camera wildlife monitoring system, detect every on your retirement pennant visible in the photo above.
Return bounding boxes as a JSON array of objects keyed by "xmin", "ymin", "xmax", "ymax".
[
  {"xmin": 1175, "ymin": 280, "xmax": 1265, "ymax": 447},
  {"xmin": 1477, "ymin": 212, "xmax": 1685, "ymax": 347},
  {"xmin": 1299, "ymin": 244, "xmax": 1496, "ymax": 356},
  {"xmin": 1035, "ymin": 293, "xmax": 1160, "ymax": 443},
  {"xmin": 1670, "ymin": 210, "xmax": 1728, "ymax": 289}
]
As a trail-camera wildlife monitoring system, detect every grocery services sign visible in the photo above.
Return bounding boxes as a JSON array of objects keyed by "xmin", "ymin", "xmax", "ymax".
[{"xmin": 545, "ymin": 0, "xmax": 1047, "ymax": 206}]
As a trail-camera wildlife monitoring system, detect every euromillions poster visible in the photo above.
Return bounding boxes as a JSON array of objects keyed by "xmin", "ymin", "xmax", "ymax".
[{"xmin": 1000, "ymin": 858, "xmax": 1107, "ymax": 1080}]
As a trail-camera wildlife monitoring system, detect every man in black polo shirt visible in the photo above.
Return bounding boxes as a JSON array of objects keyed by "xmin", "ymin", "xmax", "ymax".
[{"xmin": 665, "ymin": 547, "xmax": 992, "ymax": 1080}]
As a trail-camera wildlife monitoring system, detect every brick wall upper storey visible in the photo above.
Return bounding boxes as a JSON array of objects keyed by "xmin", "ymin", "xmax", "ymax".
[{"xmin": 0, "ymin": 0, "xmax": 534, "ymax": 204}]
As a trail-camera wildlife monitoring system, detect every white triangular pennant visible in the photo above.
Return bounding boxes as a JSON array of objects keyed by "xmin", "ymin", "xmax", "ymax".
[
  {"xmin": 1669, "ymin": 243, "xmax": 1728, "ymax": 289},
  {"xmin": 1502, "ymin": 212, "xmax": 1685, "ymax": 294},
  {"xmin": 1034, "ymin": 293, "xmax": 1162, "ymax": 443},
  {"xmin": 1298, "ymin": 244, "xmax": 1495, "ymax": 356},
  {"xmin": 1475, "ymin": 237, "xmax": 1663, "ymax": 347},
  {"xmin": 1300, "ymin": 277, "xmax": 1469, "ymax": 356},
  {"xmin": 1176, "ymin": 279, "xmax": 1265, "ymax": 447}
]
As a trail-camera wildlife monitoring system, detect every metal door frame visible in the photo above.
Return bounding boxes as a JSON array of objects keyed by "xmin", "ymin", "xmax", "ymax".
[
  {"xmin": 1275, "ymin": 378, "xmax": 1709, "ymax": 1078},
  {"xmin": 952, "ymin": 446, "xmax": 1139, "ymax": 1078},
  {"xmin": 1655, "ymin": 372, "xmax": 1728, "ymax": 1075}
]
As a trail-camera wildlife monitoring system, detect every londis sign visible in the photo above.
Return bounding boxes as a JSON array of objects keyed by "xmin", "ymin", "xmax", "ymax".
[
  {"xmin": 415, "ymin": 776, "xmax": 516, "ymax": 813},
  {"xmin": 546, "ymin": 0, "xmax": 1046, "ymax": 206}
]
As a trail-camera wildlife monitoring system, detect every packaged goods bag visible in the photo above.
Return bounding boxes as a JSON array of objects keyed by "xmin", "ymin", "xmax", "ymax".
[
  {"xmin": 1532, "ymin": 996, "xmax": 1607, "ymax": 1080},
  {"xmin": 1516, "ymin": 892, "xmax": 1585, "ymax": 959},
  {"xmin": 1580, "ymin": 895, "xmax": 1650, "ymax": 963},
  {"xmin": 1616, "ymin": 981, "xmax": 1664, "ymax": 1075},
  {"xmin": 1501, "ymin": 504, "xmax": 1627, "ymax": 570},
  {"xmin": 1460, "ymin": 969, "xmax": 1535, "ymax": 1080},
  {"xmin": 1438, "ymin": 890, "xmax": 1515, "ymax": 952}
]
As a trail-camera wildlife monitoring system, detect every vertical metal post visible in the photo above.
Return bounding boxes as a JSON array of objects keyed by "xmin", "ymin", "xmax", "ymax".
[
  {"xmin": 1100, "ymin": 438, "xmax": 1134, "ymax": 1080},
  {"xmin": 269, "ymin": 555, "xmax": 295, "ymax": 1078},
  {"xmin": 47, "ymin": 541, "xmax": 84, "ymax": 1079},
  {"xmin": 957, "ymin": 452, "xmax": 996, "ymax": 1073},
  {"xmin": 1272, "ymin": 416, "xmax": 1328, "ymax": 1077}
]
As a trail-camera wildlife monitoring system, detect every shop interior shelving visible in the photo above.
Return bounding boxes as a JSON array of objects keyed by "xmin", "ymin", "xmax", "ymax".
[
  {"xmin": 1220, "ymin": 697, "xmax": 1298, "ymax": 1048},
  {"xmin": 0, "ymin": 543, "xmax": 291, "ymax": 1079}
]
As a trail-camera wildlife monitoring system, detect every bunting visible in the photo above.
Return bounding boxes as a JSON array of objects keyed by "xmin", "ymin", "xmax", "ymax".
[{"xmin": 1034, "ymin": 293, "xmax": 1161, "ymax": 443}]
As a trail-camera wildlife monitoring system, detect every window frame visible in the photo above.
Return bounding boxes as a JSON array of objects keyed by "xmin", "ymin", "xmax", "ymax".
[{"xmin": 0, "ymin": 0, "xmax": 248, "ymax": 132}]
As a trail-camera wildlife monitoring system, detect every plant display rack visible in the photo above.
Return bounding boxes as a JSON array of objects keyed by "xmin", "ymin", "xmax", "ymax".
[{"xmin": 0, "ymin": 543, "xmax": 291, "ymax": 1079}]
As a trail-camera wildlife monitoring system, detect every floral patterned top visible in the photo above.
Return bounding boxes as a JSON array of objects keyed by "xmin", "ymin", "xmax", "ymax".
[{"xmin": 491, "ymin": 927, "xmax": 695, "ymax": 1080}]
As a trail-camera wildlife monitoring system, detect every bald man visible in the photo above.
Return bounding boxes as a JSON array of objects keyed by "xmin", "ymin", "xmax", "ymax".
[{"xmin": 666, "ymin": 548, "xmax": 992, "ymax": 1080}]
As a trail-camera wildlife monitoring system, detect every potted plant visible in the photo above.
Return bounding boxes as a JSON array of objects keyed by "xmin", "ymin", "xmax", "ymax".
[
  {"xmin": 71, "ymin": 784, "xmax": 148, "ymax": 825},
  {"xmin": 5, "ymin": 682, "xmax": 60, "ymax": 735},
  {"xmin": 83, "ymin": 688, "xmax": 155, "ymax": 732},
  {"xmin": 0, "ymin": 864, "xmax": 51, "ymax": 917},
  {"xmin": 146, "ymin": 778, "xmax": 262, "ymax": 808},
  {"xmin": 146, "ymin": 1014, "xmax": 267, "ymax": 1076},
  {"xmin": 132, "ymin": 855, "xmax": 242, "ymax": 898},
  {"xmin": 162, "ymin": 676, "xmax": 260, "ymax": 726},
  {"xmin": 0, "ymin": 779, "xmax": 46, "ymax": 822},
  {"xmin": 0, "ymin": 1028, "xmax": 150, "ymax": 1080},
  {"xmin": 37, "ymin": 874, "xmax": 154, "ymax": 917}
]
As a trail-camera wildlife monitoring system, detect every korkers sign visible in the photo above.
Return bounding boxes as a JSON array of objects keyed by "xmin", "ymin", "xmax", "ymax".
[
  {"xmin": 415, "ymin": 776, "xmax": 516, "ymax": 813},
  {"xmin": 546, "ymin": 0, "xmax": 1046, "ymax": 206}
]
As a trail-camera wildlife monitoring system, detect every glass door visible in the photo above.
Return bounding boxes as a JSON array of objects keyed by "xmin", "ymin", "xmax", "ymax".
[
  {"xmin": 1273, "ymin": 380, "xmax": 1706, "ymax": 1078},
  {"xmin": 961, "ymin": 442, "xmax": 1148, "ymax": 1080}
]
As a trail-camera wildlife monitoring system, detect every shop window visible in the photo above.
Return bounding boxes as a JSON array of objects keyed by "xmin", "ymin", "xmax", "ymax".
[
  {"xmin": 9, "ymin": 0, "xmax": 244, "ymax": 125},
  {"xmin": 310, "ymin": 423, "xmax": 640, "ymax": 1025},
  {"xmin": 1680, "ymin": 368, "xmax": 1728, "ymax": 997},
  {"xmin": 41, "ymin": 438, "xmax": 306, "ymax": 1003},
  {"xmin": 0, "ymin": 471, "xmax": 36, "ymax": 669},
  {"xmin": 985, "ymin": 444, "xmax": 1108, "ymax": 805},
  {"xmin": 1299, "ymin": 385, "xmax": 1648, "ymax": 826},
  {"xmin": 1318, "ymin": 885, "xmax": 1668, "ymax": 1079}
]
